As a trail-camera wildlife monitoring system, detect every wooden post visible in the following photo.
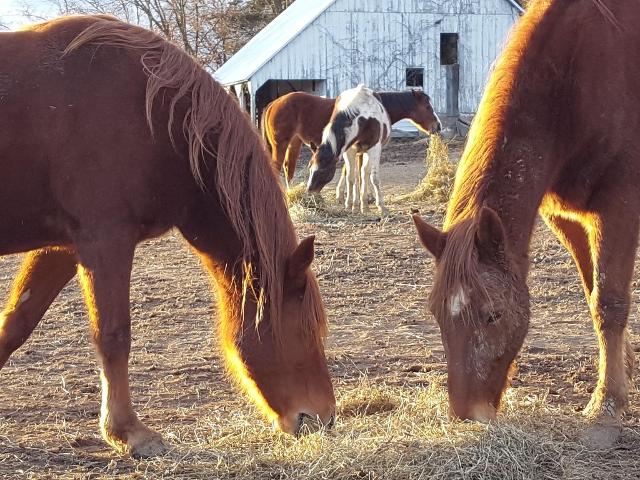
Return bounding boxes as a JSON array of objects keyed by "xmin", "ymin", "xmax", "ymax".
[{"xmin": 445, "ymin": 63, "xmax": 460, "ymax": 117}]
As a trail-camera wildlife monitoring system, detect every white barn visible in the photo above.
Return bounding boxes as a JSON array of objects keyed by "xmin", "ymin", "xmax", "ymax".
[{"xmin": 214, "ymin": 0, "xmax": 523, "ymax": 126}]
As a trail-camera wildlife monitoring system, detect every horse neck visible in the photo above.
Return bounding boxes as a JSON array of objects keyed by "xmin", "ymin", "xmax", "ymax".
[
  {"xmin": 376, "ymin": 92, "xmax": 412, "ymax": 124},
  {"xmin": 197, "ymin": 247, "xmax": 262, "ymax": 345},
  {"xmin": 444, "ymin": 1, "xmax": 575, "ymax": 277}
]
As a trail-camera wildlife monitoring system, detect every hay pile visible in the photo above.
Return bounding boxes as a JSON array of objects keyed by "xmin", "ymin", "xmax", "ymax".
[
  {"xmin": 400, "ymin": 135, "xmax": 457, "ymax": 204},
  {"xmin": 286, "ymin": 183, "xmax": 350, "ymax": 223},
  {"xmin": 2, "ymin": 373, "xmax": 639, "ymax": 478}
]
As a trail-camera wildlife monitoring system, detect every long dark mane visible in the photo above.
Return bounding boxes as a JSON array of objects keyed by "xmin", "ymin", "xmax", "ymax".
[{"xmin": 64, "ymin": 16, "xmax": 326, "ymax": 345}]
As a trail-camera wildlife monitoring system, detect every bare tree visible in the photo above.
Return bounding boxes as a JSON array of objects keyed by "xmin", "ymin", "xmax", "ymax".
[{"xmin": 19, "ymin": 0, "xmax": 294, "ymax": 68}]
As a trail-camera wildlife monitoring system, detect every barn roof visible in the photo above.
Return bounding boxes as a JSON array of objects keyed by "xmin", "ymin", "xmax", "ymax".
[
  {"xmin": 214, "ymin": 0, "xmax": 337, "ymax": 86},
  {"xmin": 213, "ymin": 0, "xmax": 524, "ymax": 86}
]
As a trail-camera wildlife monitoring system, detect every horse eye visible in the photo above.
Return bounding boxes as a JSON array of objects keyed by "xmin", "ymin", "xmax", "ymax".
[{"xmin": 487, "ymin": 312, "xmax": 501, "ymax": 324}]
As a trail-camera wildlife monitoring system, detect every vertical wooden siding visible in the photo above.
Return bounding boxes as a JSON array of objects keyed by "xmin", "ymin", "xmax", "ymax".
[{"xmin": 251, "ymin": 0, "xmax": 519, "ymax": 114}]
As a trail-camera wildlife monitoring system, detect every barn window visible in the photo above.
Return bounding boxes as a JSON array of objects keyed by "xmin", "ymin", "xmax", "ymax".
[
  {"xmin": 440, "ymin": 33, "xmax": 459, "ymax": 65},
  {"xmin": 406, "ymin": 68, "xmax": 424, "ymax": 88}
]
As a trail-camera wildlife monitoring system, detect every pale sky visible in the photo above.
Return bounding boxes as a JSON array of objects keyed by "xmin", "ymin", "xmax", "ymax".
[{"xmin": 0, "ymin": 0, "xmax": 59, "ymax": 30}]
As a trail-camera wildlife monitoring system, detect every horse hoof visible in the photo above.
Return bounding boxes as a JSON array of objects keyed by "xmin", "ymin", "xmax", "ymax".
[
  {"xmin": 128, "ymin": 429, "xmax": 168, "ymax": 459},
  {"xmin": 581, "ymin": 423, "xmax": 622, "ymax": 450}
]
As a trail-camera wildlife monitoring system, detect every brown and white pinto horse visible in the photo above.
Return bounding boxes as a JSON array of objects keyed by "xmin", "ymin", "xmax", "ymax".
[
  {"xmin": 261, "ymin": 91, "xmax": 335, "ymax": 186},
  {"xmin": 413, "ymin": 0, "xmax": 638, "ymax": 447},
  {"xmin": 307, "ymin": 85, "xmax": 440, "ymax": 214},
  {"xmin": 0, "ymin": 16, "xmax": 334, "ymax": 457}
]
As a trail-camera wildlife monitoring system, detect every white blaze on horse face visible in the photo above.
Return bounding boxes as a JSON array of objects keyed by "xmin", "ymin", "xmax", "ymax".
[{"xmin": 449, "ymin": 287, "xmax": 468, "ymax": 317}]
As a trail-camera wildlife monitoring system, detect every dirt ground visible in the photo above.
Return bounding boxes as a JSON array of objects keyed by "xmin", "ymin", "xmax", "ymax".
[{"xmin": 0, "ymin": 138, "xmax": 638, "ymax": 478}]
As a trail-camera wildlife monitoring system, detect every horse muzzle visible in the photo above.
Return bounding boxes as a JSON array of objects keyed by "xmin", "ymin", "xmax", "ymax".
[
  {"xmin": 306, "ymin": 165, "xmax": 335, "ymax": 193},
  {"xmin": 274, "ymin": 410, "xmax": 336, "ymax": 436}
]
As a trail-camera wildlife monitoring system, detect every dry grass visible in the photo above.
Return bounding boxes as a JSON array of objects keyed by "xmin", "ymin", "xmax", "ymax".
[
  {"xmin": 4, "ymin": 375, "xmax": 638, "ymax": 479},
  {"xmin": 397, "ymin": 136, "xmax": 457, "ymax": 204}
]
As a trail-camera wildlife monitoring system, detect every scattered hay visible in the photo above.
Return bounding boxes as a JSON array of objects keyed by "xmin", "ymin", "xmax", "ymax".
[
  {"xmin": 285, "ymin": 183, "xmax": 353, "ymax": 223},
  {"xmin": 2, "ymin": 372, "xmax": 639, "ymax": 478},
  {"xmin": 398, "ymin": 135, "xmax": 457, "ymax": 204}
]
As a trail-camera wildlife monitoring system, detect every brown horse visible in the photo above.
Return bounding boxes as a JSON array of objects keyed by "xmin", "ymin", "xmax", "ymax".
[
  {"xmin": 0, "ymin": 15, "xmax": 335, "ymax": 457},
  {"xmin": 261, "ymin": 91, "xmax": 335, "ymax": 185},
  {"xmin": 413, "ymin": 0, "xmax": 637, "ymax": 447}
]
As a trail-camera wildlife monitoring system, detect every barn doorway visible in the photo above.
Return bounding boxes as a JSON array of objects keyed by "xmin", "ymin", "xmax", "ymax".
[{"xmin": 255, "ymin": 79, "xmax": 327, "ymax": 126}]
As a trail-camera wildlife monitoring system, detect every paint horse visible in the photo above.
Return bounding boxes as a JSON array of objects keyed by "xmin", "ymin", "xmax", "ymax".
[
  {"xmin": 261, "ymin": 91, "xmax": 335, "ymax": 186},
  {"xmin": 413, "ymin": 0, "xmax": 638, "ymax": 448},
  {"xmin": 307, "ymin": 85, "xmax": 441, "ymax": 214},
  {"xmin": 0, "ymin": 15, "xmax": 335, "ymax": 457}
]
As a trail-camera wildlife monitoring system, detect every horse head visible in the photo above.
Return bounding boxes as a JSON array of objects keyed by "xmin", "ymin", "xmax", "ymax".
[
  {"xmin": 409, "ymin": 90, "xmax": 442, "ymax": 134},
  {"xmin": 413, "ymin": 208, "xmax": 530, "ymax": 421}
]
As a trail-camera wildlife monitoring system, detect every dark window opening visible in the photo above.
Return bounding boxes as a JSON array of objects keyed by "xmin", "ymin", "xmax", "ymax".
[
  {"xmin": 440, "ymin": 33, "xmax": 459, "ymax": 65},
  {"xmin": 406, "ymin": 68, "xmax": 424, "ymax": 88}
]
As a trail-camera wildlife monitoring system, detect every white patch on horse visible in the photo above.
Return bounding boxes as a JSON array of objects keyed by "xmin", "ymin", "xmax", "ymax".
[
  {"xmin": 321, "ymin": 124, "xmax": 337, "ymax": 152},
  {"xmin": 449, "ymin": 287, "xmax": 468, "ymax": 316},
  {"xmin": 18, "ymin": 289, "xmax": 31, "ymax": 306},
  {"xmin": 336, "ymin": 83, "xmax": 366, "ymax": 113}
]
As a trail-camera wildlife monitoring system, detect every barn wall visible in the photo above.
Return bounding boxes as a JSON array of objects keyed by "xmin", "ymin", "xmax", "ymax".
[{"xmin": 250, "ymin": 0, "xmax": 519, "ymax": 114}]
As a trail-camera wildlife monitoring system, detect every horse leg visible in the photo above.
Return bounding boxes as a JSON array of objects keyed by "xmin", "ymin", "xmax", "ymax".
[
  {"xmin": 342, "ymin": 148, "xmax": 357, "ymax": 209},
  {"xmin": 544, "ymin": 214, "xmax": 594, "ymax": 294},
  {"xmin": 336, "ymin": 164, "xmax": 346, "ymax": 204},
  {"xmin": 76, "ymin": 234, "xmax": 166, "ymax": 458},
  {"xmin": 271, "ymin": 140, "xmax": 289, "ymax": 188},
  {"xmin": 284, "ymin": 136, "xmax": 302, "ymax": 184},
  {"xmin": 0, "ymin": 248, "xmax": 78, "ymax": 369},
  {"xmin": 577, "ymin": 195, "xmax": 637, "ymax": 447},
  {"xmin": 359, "ymin": 150, "xmax": 375, "ymax": 214},
  {"xmin": 366, "ymin": 145, "xmax": 388, "ymax": 216}
]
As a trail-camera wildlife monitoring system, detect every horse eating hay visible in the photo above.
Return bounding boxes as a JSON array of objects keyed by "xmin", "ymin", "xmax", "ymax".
[
  {"xmin": 0, "ymin": 15, "xmax": 335, "ymax": 457},
  {"xmin": 306, "ymin": 85, "xmax": 441, "ymax": 214},
  {"xmin": 413, "ymin": 0, "xmax": 637, "ymax": 447}
]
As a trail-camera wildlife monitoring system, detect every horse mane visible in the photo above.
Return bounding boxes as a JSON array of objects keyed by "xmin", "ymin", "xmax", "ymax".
[
  {"xmin": 444, "ymin": 0, "xmax": 552, "ymax": 228},
  {"xmin": 64, "ymin": 16, "xmax": 327, "ymax": 347}
]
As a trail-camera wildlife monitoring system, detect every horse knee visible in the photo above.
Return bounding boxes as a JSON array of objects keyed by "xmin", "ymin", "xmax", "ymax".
[
  {"xmin": 591, "ymin": 293, "xmax": 630, "ymax": 331},
  {"xmin": 0, "ymin": 309, "xmax": 40, "ymax": 356},
  {"xmin": 95, "ymin": 329, "xmax": 131, "ymax": 362}
]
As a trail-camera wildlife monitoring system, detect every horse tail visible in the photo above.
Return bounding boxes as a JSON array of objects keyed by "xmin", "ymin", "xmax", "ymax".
[{"xmin": 261, "ymin": 102, "xmax": 274, "ymax": 155}]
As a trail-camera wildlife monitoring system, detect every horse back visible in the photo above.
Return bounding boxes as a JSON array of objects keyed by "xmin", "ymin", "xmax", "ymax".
[
  {"xmin": 0, "ymin": 16, "xmax": 200, "ymax": 254},
  {"xmin": 265, "ymin": 92, "xmax": 334, "ymax": 146}
]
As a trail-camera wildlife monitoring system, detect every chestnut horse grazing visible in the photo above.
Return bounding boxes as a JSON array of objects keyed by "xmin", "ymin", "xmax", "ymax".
[
  {"xmin": 413, "ymin": 0, "xmax": 637, "ymax": 447},
  {"xmin": 261, "ymin": 92, "xmax": 335, "ymax": 186},
  {"xmin": 0, "ymin": 16, "xmax": 335, "ymax": 457},
  {"xmin": 307, "ymin": 85, "xmax": 440, "ymax": 214}
]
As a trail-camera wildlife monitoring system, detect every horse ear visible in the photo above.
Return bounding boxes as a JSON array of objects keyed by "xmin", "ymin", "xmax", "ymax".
[
  {"xmin": 287, "ymin": 235, "xmax": 315, "ymax": 288},
  {"xmin": 475, "ymin": 207, "xmax": 506, "ymax": 262},
  {"xmin": 412, "ymin": 214, "xmax": 446, "ymax": 259}
]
